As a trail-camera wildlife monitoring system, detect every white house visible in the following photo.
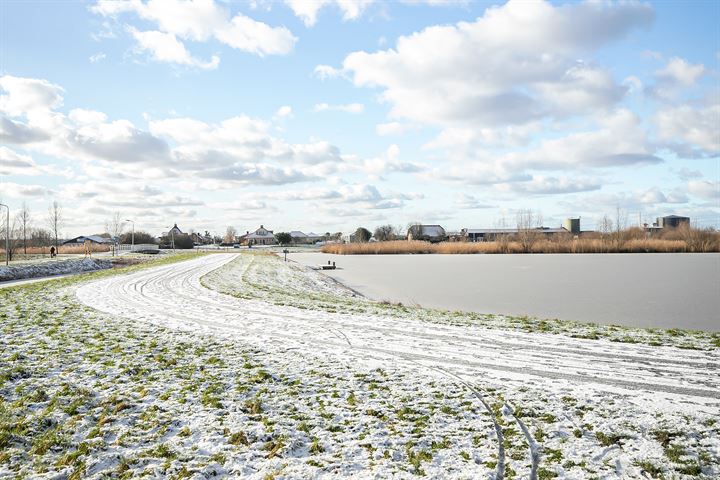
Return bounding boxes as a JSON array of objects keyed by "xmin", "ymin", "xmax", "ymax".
[{"xmin": 244, "ymin": 225, "xmax": 277, "ymax": 245}]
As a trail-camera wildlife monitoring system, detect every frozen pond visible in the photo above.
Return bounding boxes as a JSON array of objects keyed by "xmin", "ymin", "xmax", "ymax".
[{"xmin": 290, "ymin": 252, "xmax": 720, "ymax": 331}]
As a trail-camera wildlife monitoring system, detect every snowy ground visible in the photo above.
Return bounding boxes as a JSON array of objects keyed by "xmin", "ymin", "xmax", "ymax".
[
  {"xmin": 1, "ymin": 252, "xmax": 718, "ymax": 479},
  {"xmin": 0, "ymin": 257, "xmax": 113, "ymax": 282}
]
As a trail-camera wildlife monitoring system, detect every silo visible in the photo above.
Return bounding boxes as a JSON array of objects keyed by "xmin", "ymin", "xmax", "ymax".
[{"xmin": 563, "ymin": 218, "xmax": 580, "ymax": 234}]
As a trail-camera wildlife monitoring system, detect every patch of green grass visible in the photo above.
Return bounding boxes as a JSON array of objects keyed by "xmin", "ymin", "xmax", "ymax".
[
  {"xmin": 635, "ymin": 459, "xmax": 663, "ymax": 478},
  {"xmin": 228, "ymin": 431, "xmax": 249, "ymax": 446}
]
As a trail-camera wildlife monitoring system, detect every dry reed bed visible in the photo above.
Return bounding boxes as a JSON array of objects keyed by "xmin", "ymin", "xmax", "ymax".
[{"xmin": 321, "ymin": 238, "xmax": 719, "ymax": 255}]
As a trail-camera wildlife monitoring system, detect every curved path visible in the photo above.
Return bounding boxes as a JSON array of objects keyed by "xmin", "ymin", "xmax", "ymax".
[{"xmin": 76, "ymin": 254, "xmax": 720, "ymax": 405}]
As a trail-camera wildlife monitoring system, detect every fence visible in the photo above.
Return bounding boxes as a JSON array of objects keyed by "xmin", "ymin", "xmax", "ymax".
[{"xmin": 117, "ymin": 243, "xmax": 160, "ymax": 253}]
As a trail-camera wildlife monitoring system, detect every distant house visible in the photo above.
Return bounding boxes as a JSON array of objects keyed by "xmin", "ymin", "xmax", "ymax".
[
  {"xmin": 656, "ymin": 215, "xmax": 690, "ymax": 229},
  {"xmin": 407, "ymin": 225, "xmax": 447, "ymax": 243},
  {"xmin": 289, "ymin": 231, "xmax": 310, "ymax": 244},
  {"xmin": 461, "ymin": 227, "xmax": 568, "ymax": 242},
  {"xmin": 191, "ymin": 232, "xmax": 213, "ymax": 245},
  {"xmin": 63, "ymin": 235, "xmax": 114, "ymax": 245},
  {"xmin": 288, "ymin": 231, "xmax": 323, "ymax": 245},
  {"xmin": 244, "ymin": 225, "xmax": 277, "ymax": 246},
  {"xmin": 167, "ymin": 224, "xmax": 184, "ymax": 236}
]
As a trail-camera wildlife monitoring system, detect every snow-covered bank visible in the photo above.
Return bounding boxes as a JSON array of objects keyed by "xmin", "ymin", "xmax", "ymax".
[
  {"xmin": 65, "ymin": 252, "xmax": 719, "ymax": 478},
  {"xmin": 0, "ymin": 257, "xmax": 112, "ymax": 282}
]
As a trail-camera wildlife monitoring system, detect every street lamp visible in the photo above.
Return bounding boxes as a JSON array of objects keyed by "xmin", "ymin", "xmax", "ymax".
[
  {"xmin": 125, "ymin": 219, "xmax": 135, "ymax": 252},
  {"xmin": 0, "ymin": 203, "xmax": 9, "ymax": 266},
  {"xmin": 164, "ymin": 226, "xmax": 175, "ymax": 252}
]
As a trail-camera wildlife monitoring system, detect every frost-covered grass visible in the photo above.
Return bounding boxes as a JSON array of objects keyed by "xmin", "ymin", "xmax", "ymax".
[
  {"xmin": 203, "ymin": 251, "xmax": 719, "ymax": 351},
  {"xmin": 2, "ymin": 252, "xmax": 718, "ymax": 479}
]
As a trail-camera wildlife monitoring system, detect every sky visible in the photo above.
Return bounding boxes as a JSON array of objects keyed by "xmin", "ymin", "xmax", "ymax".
[{"xmin": 0, "ymin": 0, "xmax": 718, "ymax": 238}]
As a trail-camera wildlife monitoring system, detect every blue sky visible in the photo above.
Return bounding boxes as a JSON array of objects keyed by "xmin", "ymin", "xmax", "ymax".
[{"xmin": 1, "ymin": 0, "xmax": 718, "ymax": 237}]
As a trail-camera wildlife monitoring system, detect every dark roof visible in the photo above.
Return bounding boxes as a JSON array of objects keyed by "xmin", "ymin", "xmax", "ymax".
[{"xmin": 63, "ymin": 235, "xmax": 113, "ymax": 245}]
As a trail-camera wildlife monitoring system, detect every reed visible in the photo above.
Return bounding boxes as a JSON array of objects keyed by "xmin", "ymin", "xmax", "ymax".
[{"xmin": 321, "ymin": 236, "xmax": 719, "ymax": 255}]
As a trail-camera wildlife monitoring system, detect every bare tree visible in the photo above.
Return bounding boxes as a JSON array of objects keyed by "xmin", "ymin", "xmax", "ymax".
[
  {"xmin": 105, "ymin": 211, "xmax": 124, "ymax": 240},
  {"xmin": 598, "ymin": 214, "xmax": 614, "ymax": 253},
  {"xmin": 18, "ymin": 202, "xmax": 31, "ymax": 255},
  {"xmin": 516, "ymin": 209, "xmax": 543, "ymax": 253},
  {"xmin": 614, "ymin": 205, "xmax": 628, "ymax": 249},
  {"xmin": 0, "ymin": 214, "xmax": 20, "ymax": 261},
  {"xmin": 373, "ymin": 224, "xmax": 396, "ymax": 242},
  {"xmin": 31, "ymin": 227, "xmax": 53, "ymax": 248},
  {"xmin": 47, "ymin": 200, "xmax": 64, "ymax": 253},
  {"xmin": 224, "ymin": 226, "xmax": 237, "ymax": 244}
]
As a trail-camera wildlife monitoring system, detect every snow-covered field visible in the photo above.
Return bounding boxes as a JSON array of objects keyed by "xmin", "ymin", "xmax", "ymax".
[{"xmin": 1, "ymin": 252, "xmax": 718, "ymax": 479}]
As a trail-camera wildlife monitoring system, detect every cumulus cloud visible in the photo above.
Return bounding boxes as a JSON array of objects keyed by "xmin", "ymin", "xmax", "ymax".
[
  {"xmin": 89, "ymin": 52, "xmax": 107, "ymax": 63},
  {"xmin": 656, "ymin": 57, "xmax": 705, "ymax": 87},
  {"xmin": 0, "ymin": 75, "xmax": 64, "ymax": 116},
  {"xmin": 338, "ymin": 0, "xmax": 653, "ymax": 126},
  {"xmin": 1, "ymin": 74, "xmax": 379, "ymax": 201},
  {"xmin": 284, "ymin": 0, "xmax": 373, "ymax": 27},
  {"xmin": 688, "ymin": 180, "xmax": 719, "ymax": 200},
  {"xmin": 313, "ymin": 64, "xmax": 344, "ymax": 80},
  {"xmin": 285, "ymin": 0, "xmax": 467, "ymax": 27},
  {"xmin": 454, "ymin": 193, "xmax": 495, "ymax": 209},
  {"xmin": 0, "ymin": 147, "xmax": 43, "ymax": 176},
  {"xmin": 91, "ymin": 0, "xmax": 296, "ymax": 65},
  {"xmin": 357, "ymin": 144, "xmax": 424, "ymax": 178},
  {"xmin": 274, "ymin": 105, "xmax": 293, "ymax": 118},
  {"xmin": 1, "ymin": 182, "xmax": 49, "ymax": 197},
  {"xmin": 655, "ymin": 103, "xmax": 720, "ymax": 155},
  {"xmin": 496, "ymin": 176, "xmax": 602, "ymax": 195},
  {"xmin": 313, "ymin": 102, "xmax": 364, "ymax": 114},
  {"xmin": 278, "ymin": 183, "xmax": 416, "ymax": 210},
  {"xmin": 376, "ymin": 121, "xmax": 417, "ymax": 136},
  {"xmin": 127, "ymin": 27, "xmax": 220, "ymax": 69}
]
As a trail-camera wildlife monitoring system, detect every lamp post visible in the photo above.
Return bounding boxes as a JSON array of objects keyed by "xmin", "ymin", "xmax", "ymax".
[
  {"xmin": 125, "ymin": 219, "xmax": 135, "ymax": 252},
  {"xmin": 0, "ymin": 203, "xmax": 9, "ymax": 266},
  {"xmin": 165, "ymin": 226, "xmax": 175, "ymax": 252}
]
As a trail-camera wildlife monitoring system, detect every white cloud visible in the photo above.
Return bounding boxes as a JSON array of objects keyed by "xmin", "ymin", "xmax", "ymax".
[
  {"xmin": 313, "ymin": 102, "xmax": 364, "ymax": 114},
  {"xmin": 69, "ymin": 108, "xmax": 109, "ymax": 125},
  {"xmin": 454, "ymin": 193, "xmax": 494, "ymax": 209},
  {"xmin": 655, "ymin": 103, "xmax": 720, "ymax": 155},
  {"xmin": 284, "ymin": 0, "xmax": 375, "ymax": 27},
  {"xmin": 0, "ymin": 75, "xmax": 64, "ymax": 116},
  {"xmin": 656, "ymin": 57, "xmax": 705, "ymax": 87},
  {"xmin": 274, "ymin": 105, "xmax": 293, "ymax": 118},
  {"xmin": 357, "ymin": 144, "xmax": 424, "ymax": 178},
  {"xmin": 128, "ymin": 27, "xmax": 220, "ymax": 69},
  {"xmin": 637, "ymin": 187, "xmax": 688, "ymax": 205},
  {"xmin": 0, "ymin": 182, "xmax": 48, "ymax": 198},
  {"xmin": 375, "ymin": 121, "xmax": 417, "ymax": 136},
  {"xmin": 285, "ymin": 0, "xmax": 466, "ymax": 27},
  {"xmin": 688, "ymin": 180, "xmax": 720, "ymax": 200},
  {"xmin": 496, "ymin": 176, "xmax": 602, "ymax": 195},
  {"xmin": 92, "ymin": 0, "xmax": 296, "ymax": 65},
  {"xmin": 340, "ymin": 0, "xmax": 653, "ymax": 126},
  {"xmin": 313, "ymin": 64, "xmax": 344, "ymax": 80},
  {"xmin": 427, "ymin": 109, "xmax": 660, "ymax": 187},
  {"xmin": 89, "ymin": 52, "xmax": 107, "ymax": 63},
  {"xmin": 0, "ymin": 147, "xmax": 42, "ymax": 176}
]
